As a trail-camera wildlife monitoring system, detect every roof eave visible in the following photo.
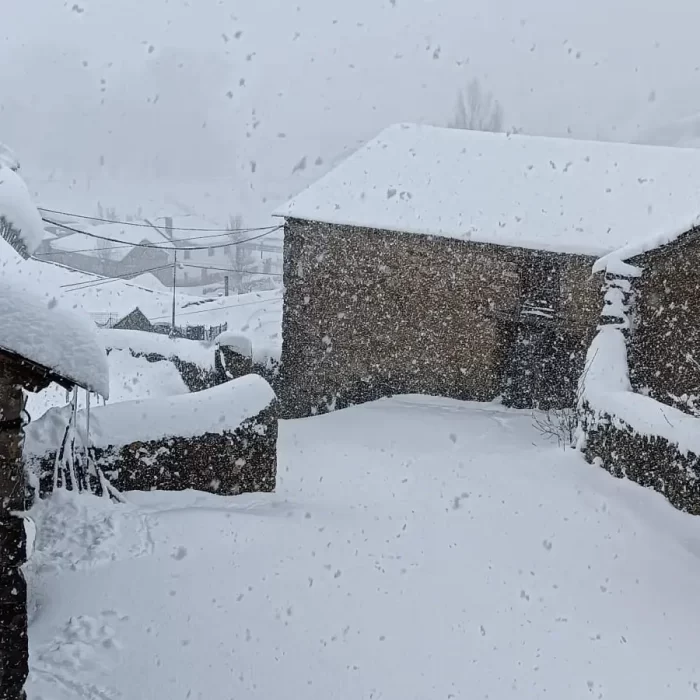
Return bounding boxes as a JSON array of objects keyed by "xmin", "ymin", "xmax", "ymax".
[{"xmin": 0, "ymin": 346, "xmax": 104, "ymax": 396}]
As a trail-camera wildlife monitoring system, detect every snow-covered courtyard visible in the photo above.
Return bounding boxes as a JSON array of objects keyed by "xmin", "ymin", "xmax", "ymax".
[{"xmin": 25, "ymin": 396, "xmax": 700, "ymax": 700}]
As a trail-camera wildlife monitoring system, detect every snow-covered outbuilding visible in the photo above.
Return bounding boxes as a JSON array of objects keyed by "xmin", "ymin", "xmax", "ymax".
[
  {"xmin": 275, "ymin": 123, "xmax": 700, "ymax": 417},
  {"xmin": 0, "ymin": 158, "xmax": 109, "ymax": 700}
]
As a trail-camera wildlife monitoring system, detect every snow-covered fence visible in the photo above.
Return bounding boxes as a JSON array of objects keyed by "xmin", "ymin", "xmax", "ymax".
[
  {"xmin": 24, "ymin": 375, "xmax": 278, "ymax": 498},
  {"xmin": 579, "ymin": 267, "xmax": 700, "ymax": 514},
  {"xmin": 90, "ymin": 311, "xmax": 122, "ymax": 329}
]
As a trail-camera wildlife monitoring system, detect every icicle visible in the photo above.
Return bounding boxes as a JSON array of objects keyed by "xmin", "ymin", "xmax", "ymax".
[
  {"xmin": 67, "ymin": 387, "xmax": 79, "ymax": 493},
  {"xmin": 85, "ymin": 389, "xmax": 100, "ymax": 496}
]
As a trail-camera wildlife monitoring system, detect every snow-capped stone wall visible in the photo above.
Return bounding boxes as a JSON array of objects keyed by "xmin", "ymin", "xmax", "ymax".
[
  {"xmin": 25, "ymin": 376, "xmax": 278, "ymax": 497},
  {"xmin": 579, "ymin": 265, "xmax": 700, "ymax": 514}
]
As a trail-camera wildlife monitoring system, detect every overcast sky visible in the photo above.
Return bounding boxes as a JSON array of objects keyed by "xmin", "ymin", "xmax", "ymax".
[{"xmin": 3, "ymin": 0, "xmax": 700, "ymax": 223}]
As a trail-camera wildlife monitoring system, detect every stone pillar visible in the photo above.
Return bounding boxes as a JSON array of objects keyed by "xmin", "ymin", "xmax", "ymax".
[{"xmin": 0, "ymin": 368, "xmax": 28, "ymax": 700}]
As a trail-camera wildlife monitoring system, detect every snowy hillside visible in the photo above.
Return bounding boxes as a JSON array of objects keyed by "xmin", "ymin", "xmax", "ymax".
[{"xmin": 26, "ymin": 397, "xmax": 700, "ymax": 699}]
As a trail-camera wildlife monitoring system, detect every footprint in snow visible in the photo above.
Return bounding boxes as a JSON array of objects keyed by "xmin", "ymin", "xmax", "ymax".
[{"xmin": 171, "ymin": 546, "xmax": 188, "ymax": 560}]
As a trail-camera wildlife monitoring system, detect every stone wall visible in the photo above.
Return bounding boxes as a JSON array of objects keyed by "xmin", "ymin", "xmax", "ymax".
[
  {"xmin": 578, "ymin": 263, "xmax": 700, "ymax": 515},
  {"xmin": 27, "ymin": 404, "xmax": 278, "ymax": 498},
  {"xmin": 629, "ymin": 239, "xmax": 700, "ymax": 414},
  {"xmin": 581, "ymin": 408, "xmax": 700, "ymax": 515},
  {"xmin": 281, "ymin": 219, "xmax": 601, "ymax": 417},
  {"xmin": 560, "ymin": 257, "xmax": 604, "ymax": 329}
]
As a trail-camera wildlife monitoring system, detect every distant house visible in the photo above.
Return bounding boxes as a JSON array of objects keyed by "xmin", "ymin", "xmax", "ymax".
[
  {"xmin": 274, "ymin": 123, "xmax": 700, "ymax": 418},
  {"xmin": 37, "ymin": 221, "xmax": 174, "ymax": 282},
  {"xmin": 112, "ymin": 307, "xmax": 154, "ymax": 332}
]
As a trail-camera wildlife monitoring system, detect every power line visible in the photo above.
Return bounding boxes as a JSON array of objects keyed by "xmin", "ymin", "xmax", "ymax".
[
  {"xmin": 41, "ymin": 217, "xmax": 282, "ymax": 251},
  {"xmin": 39, "ymin": 206, "xmax": 277, "ymax": 233},
  {"xmin": 149, "ymin": 296, "xmax": 283, "ymax": 321},
  {"xmin": 60, "ymin": 264, "xmax": 175, "ymax": 291},
  {"xmin": 34, "ymin": 229, "xmax": 238, "ymax": 256},
  {"xmin": 34, "ymin": 226, "xmax": 284, "ymax": 256},
  {"xmin": 37, "ymin": 258, "xmax": 107, "ymax": 281},
  {"xmin": 181, "ymin": 263, "xmax": 282, "ymax": 277},
  {"xmin": 61, "ymin": 262, "xmax": 281, "ymax": 293}
]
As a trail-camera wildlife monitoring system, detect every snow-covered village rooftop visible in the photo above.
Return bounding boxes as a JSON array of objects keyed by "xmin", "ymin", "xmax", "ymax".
[
  {"xmin": 275, "ymin": 123, "xmax": 700, "ymax": 258},
  {"xmin": 50, "ymin": 222, "xmax": 174, "ymax": 262}
]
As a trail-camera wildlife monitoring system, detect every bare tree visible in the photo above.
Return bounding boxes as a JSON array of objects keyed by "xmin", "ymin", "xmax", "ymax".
[
  {"xmin": 224, "ymin": 215, "xmax": 256, "ymax": 292},
  {"xmin": 449, "ymin": 79, "xmax": 504, "ymax": 133}
]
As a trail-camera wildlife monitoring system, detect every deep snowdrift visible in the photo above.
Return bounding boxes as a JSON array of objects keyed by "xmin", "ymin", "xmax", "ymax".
[
  {"xmin": 25, "ymin": 396, "xmax": 700, "ymax": 699},
  {"xmin": 0, "ymin": 273, "xmax": 109, "ymax": 397}
]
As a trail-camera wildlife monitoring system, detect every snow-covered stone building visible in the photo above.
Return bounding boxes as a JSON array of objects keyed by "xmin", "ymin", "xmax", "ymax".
[{"xmin": 275, "ymin": 123, "xmax": 700, "ymax": 418}]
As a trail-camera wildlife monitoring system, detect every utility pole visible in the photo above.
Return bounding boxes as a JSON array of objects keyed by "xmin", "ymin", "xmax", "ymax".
[
  {"xmin": 144, "ymin": 216, "xmax": 177, "ymax": 334},
  {"xmin": 224, "ymin": 275, "xmax": 229, "ymax": 297},
  {"xmin": 166, "ymin": 217, "xmax": 177, "ymax": 334},
  {"xmin": 171, "ymin": 250, "xmax": 177, "ymax": 333}
]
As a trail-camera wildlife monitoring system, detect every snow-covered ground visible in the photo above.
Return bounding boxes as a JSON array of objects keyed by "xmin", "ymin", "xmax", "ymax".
[{"xmin": 25, "ymin": 396, "xmax": 700, "ymax": 699}]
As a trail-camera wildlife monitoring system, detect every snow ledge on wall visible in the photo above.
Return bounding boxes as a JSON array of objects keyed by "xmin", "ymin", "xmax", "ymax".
[
  {"xmin": 25, "ymin": 374, "xmax": 276, "ymax": 454},
  {"xmin": 581, "ymin": 324, "xmax": 700, "ymax": 457}
]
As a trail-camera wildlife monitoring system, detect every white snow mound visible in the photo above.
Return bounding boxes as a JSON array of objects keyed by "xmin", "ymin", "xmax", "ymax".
[
  {"xmin": 0, "ymin": 275, "xmax": 109, "ymax": 397},
  {"xmin": 0, "ymin": 164, "xmax": 46, "ymax": 256}
]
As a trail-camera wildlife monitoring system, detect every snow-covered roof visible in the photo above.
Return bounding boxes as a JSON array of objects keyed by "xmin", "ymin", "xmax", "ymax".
[
  {"xmin": 50, "ymin": 222, "xmax": 173, "ymax": 262},
  {"xmin": 0, "ymin": 164, "xmax": 46, "ymax": 256},
  {"xmin": 274, "ymin": 123, "xmax": 700, "ymax": 257},
  {"xmin": 0, "ymin": 266, "xmax": 109, "ymax": 397},
  {"xmin": 592, "ymin": 222, "xmax": 700, "ymax": 274}
]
